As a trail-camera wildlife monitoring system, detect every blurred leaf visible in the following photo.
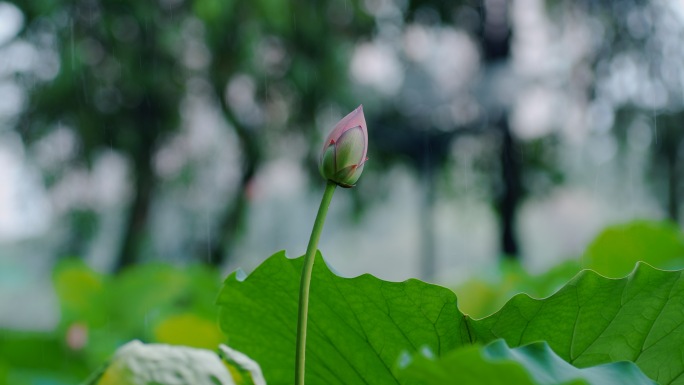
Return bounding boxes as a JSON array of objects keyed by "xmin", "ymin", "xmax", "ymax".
[
  {"xmin": 455, "ymin": 259, "xmax": 581, "ymax": 318},
  {"xmin": 108, "ymin": 263, "xmax": 221, "ymax": 339},
  {"xmin": 45, "ymin": 261, "xmax": 226, "ymax": 375},
  {"xmin": 217, "ymin": 251, "xmax": 468, "ymax": 385},
  {"xmin": 92, "ymin": 341, "xmax": 243, "ymax": 385},
  {"xmin": 582, "ymin": 220, "xmax": 684, "ymax": 278},
  {"xmin": 398, "ymin": 339, "xmax": 654, "ymax": 385},
  {"xmin": 0, "ymin": 331, "xmax": 89, "ymax": 383},
  {"xmin": 111, "ymin": 264, "xmax": 186, "ymax": 321},
  {"xmin": 154, "ymin": 314, "xmax": 224, "ymax": 350},
  {"xmin": 255, "ymin": 0, "xmax": 291, "ymax": 33},
  {"xmin": 454, "ymin": 279, "xmax": 504, "ymax": 319},
  {"xmin": 219, "ymin": 252, "xmax": 684, "ymax": 385},
  {"xmin": 53, "ymin": 259, "xmax": 107, "ymax": 326},
  {"xmin": 193, "ymin": 0, "xmax": 235, "ymax": 24},
  {"xmin": 459, "ymin": 220, "xmax": 684, "ymax": 318}
]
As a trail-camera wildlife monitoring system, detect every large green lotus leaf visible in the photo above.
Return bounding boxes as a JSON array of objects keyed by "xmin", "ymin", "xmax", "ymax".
[
  {"xmin": 219, "ymin": 252, "xmax": 684, "ymax": 385},
  {"xmin": 582, "ymin": 220, "xmax": 684, "ymax": 278},
  {"xmin": 470, "ymin": 263, "xmax": 684, "ymax": 385},
  {"xmin": 399, "ymin": 339, "xmax": 655, "ymax": 385},
  {"xmin": 217, "ymin": 251, "xmax": 468, "ymax": 385}
]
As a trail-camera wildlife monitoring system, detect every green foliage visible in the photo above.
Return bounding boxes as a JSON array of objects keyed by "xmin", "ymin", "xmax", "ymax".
[
  {"xmin": 582, "ymin": 220, "xmax": 684, "ymax": 278},
  {"xmin": 455, "ymin": 259, "xmax": 581, "ymax": 318},
  {"xmin": 398, "ymin": 339, "xmax": 655, "ymax": 385},
  {"xmin": 0, "ymin": 332, "xmax": 89, "ymax": 385},
  {"xmin": 1, "ymin": 260, "xmax": 225, "ymax": 383},
  {"xmin": 15, "ymin": 0, "xmax": 185, "ymax": 159},
  {"xmin": 107, "ymin": 263, "xmax": 220, "ymax": 340},
  {"xmin": 193, "ymin": 0, "xmax": 235, "ymax": 23},
  {"xmin": 218, "ymin": 251, "xmax": 684, "ymax": 385},
  {"xmin": 53, "ymin": 259, "xmax": 223, "ymax": 351},
  {"xmin": 53, "ymin": 259, "xmax": 107, "ymax": 327},
  {"xmin": 457, "ymin": 220, "xmax": 684, "ymax": 319}
]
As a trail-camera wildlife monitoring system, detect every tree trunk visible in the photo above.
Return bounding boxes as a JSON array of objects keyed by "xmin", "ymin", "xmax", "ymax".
[
  {"xmin": 419, "ymin": 164, "xmax": 437, "ymax": 280},
  {"xmin": 206, "ymin": 152, "xmax": 258, "ymax": 267},
  {"xmin": 666, "ymin": 147, "xmax": 678, "ymax": 222},
  {"xmin": 204, "ymin": 82, "xmax": 262, "ymax": 267},
  {"xmin": 498, "ymin": 119, "xmax": 521, "ymax": 259},
  {"xmin": 480, "ymin": 0, "xmax": 519, "ymax": 259},
  {"xmin": 114, "ymin": 146, "xmax": 155, "ymax": 273}
]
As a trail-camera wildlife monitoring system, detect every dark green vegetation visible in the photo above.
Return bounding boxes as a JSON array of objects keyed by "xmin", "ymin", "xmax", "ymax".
[{"xmin": 0, "ymin": 262, "xmax": 223, "ymax": 384}]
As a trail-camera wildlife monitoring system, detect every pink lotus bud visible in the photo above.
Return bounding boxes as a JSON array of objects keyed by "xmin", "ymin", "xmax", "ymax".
[{"xmin": 319, "ymin": 105, "xmax": 368, "ymax": 188}]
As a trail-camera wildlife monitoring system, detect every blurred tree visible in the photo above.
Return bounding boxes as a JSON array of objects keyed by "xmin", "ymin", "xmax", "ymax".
[
  {"xmin": 193, "ymin": 0, "xmax": 261, "ymax": 266},
  {"xmin": 570, "ymin": 0, "xmax": 684, "ymax": 224},
  {"xmin": 652, "ymin": 114, "xmax": 683, "ymax": 222},
  {"xmin": 370, "ymin": 0, "xmax": 540, "ymax": 277},
  {"xmin": 369, "ymin": 116, "xmax": 458, "ymax": 279},
  {"xmin": 12, "ymin": 0, "xmax": 187, "ymax": 271},
  {"xmin": 10, "ymin": 0, "xmax": 572, "ymax": 276},
  {"xmin": 195, "ymin": 0, "xmax": 373, "ymax": 266},
  {"xmin": 11, "ymin": 0, "xmax": 375, "ymax": 269},
  {"xmin": 474, "ymin": 0, "xmax": 521, "ymax": 259}
]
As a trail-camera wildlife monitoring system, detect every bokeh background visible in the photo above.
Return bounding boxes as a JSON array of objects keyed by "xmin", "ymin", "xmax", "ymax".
[{"xmin": 1, "ymin": 0, "xmax": 684, "ymax": 383}]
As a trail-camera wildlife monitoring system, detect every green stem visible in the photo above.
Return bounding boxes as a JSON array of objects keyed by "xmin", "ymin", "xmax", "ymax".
[{"xmin": 295, "ymin": 181, "xmax": 337, "ymax": 385}]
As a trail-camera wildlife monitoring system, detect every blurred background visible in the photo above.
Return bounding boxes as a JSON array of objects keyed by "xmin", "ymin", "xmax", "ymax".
[{"xmin": 1, "ymin": 0, "xmax": 684, "ymax": 382}]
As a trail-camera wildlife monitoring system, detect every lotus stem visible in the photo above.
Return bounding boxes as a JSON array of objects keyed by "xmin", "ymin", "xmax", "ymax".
[{"xmin": 295, "ymin": 180, "xmax": 337, "ymax": 385}]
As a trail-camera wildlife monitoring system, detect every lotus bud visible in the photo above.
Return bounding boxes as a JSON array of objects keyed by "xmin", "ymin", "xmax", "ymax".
[{"xmin": 319, "ymin": 105, "xmax": 368, "ymax": 188}]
